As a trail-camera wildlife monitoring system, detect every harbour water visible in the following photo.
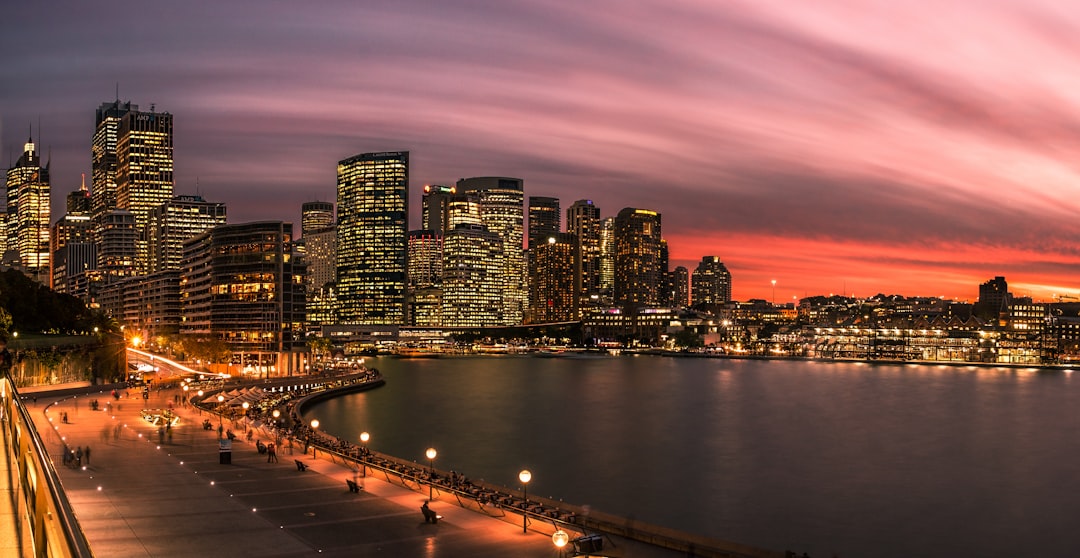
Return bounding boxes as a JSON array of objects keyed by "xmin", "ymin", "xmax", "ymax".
[{"xmin": 305, "ymin": 355, "xmax": 1080, "ymax": 557}]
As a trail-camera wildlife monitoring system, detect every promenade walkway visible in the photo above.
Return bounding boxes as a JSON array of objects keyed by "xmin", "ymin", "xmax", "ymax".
[{"xmin": 26, "ymin": 385, "xmax": 691, "ymax": 557}]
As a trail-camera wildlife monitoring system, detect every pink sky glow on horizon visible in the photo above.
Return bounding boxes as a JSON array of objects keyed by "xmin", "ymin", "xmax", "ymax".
[{"xmin": 4, "ymin": 0, "xmax": 1080, "ymax": 302}]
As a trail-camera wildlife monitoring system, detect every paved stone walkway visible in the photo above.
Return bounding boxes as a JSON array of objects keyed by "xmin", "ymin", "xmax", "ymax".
[{"xmin": 28, "ymin": 386, "xmax": 685, "ymax": 557}]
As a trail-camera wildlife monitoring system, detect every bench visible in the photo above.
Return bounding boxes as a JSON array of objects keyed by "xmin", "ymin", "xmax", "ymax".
[
  {"xmin": 346, "ymin": 479, "xmax": 361, "ymax": 493},
  {"xmin": 421, "ymin": 505, "xmax": 442, "ymax": 524},
  {"xmin": 295, "ymin": 459, "xmax": 308, "ymax": 472}
]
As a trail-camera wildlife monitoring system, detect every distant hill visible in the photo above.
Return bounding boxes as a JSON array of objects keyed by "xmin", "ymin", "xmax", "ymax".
[{"xmin": 0, "ymin": 269, "xmax": 97, "ymax": 335}]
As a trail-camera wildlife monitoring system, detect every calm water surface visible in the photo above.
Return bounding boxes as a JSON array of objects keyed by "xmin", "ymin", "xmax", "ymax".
[{"xmin": 305, "ymin": 355, "xmax": 1080, "ymax": 557}]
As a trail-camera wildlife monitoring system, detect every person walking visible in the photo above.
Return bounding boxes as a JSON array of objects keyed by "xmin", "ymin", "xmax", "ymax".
[
  {"xmin": 267, "ymin": 442, "xmax": 278, "ymax": 463},
  {"xmin": 84, "ymin": 445, "xmax": 91, "ymax": 465}
]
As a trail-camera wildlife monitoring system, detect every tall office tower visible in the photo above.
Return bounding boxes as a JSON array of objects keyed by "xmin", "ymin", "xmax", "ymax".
[
  {"xmin": 96, "ymin": 210, "xmax": 138, "ymax": 281},
  {"xmin": 598, "ymin": 216, "xmax": 615, "ymax": 301},
  {"xmin": 691, "ymin": 256, "xmax": 732, "ymax": 306},
  {"xmin": 180, "ymin": 221, "xmax": 306, "ymax": 376},
  {"xmin": 441, "ymin": 223, "xmax": 505, "ymax": 327},
  {"xmin": 51, "ymin": 214, "xmax": 95, "ymax": 291},
  {"xmin": 146, "ymin": 195, "xmax": 227, "ymax": 273},
  {"xmin": 528, "ymin": 233, "xmax": 577, "ymax": 323},
  {"xmin": 422, "ymin": 184, "xmax": 455, "ymax": 234},
  {"xmin": 116, "ymin": 108, "xmax": 173, "ymax": 273},
  {"xmin": 6, "ymin": 137, "xmax": 51, "ymax": 281},
  {"xmin": 303, "ymin": 225, "xmax": 337, "ymax": 332},
  {"xmin": 528, "ymin": 196, "xmax": 560, "ymax": 246},
  {"xmin": 445, "ymin": 191, "xmax": 482, "ymax": 229},
  {"xmin": 658, "ymin": 239, "xmax": 671, "ymax": 305},
  {"xmin": 456, "ymin": 177, "xmax": 525, "ymax": 325},
  {"xmin": 613, "ymin": 208, "xmax": 662, "ymax": 307},
  {"xmin": 407, "ymin": 229, "xmax": 443, "ymax": 326},
  {"xmin": 301, "ymin": 201, "xmax": 334, "ymax": 237},
  {"xmin": 91, "ymin": 99, "xmax": 138, "ymax": 220},
  {"xmin": 67, "ymin": 174, "xmax": 92, "ymax": 215},
  {"xmin": 336, "ymin": 151, "xmax": 408, "ymax": 324},
  {"xmin": 673, "ymin": 266, "xmax": 689, "ymax": 308},
  {"xmin": 566, "ymin": 200, "xmax": 602, "ymax": 308}
]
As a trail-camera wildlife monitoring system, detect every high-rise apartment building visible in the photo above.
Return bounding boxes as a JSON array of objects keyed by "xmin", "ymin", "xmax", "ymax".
[
  {"xmin": 6, "ymin": 137, "xmax": 51, "ymax": 281},
  {"xmin": 598, "ymin": 216, "xmax": 615, "ymax": 301},
  {"xmin": 51, "ymin": 214, "xmax": 94, "ymax": 291},
  {"xmin": 441, "ymin": 223, "xmax": 504, "ymax": 327},
  {"xmin": 180, "ymin": 221, "xmax": 305, "ymax": 375},
  {"xmin": 301, "ymin": 201, "xmax": 334, "ymax": 237},
  {"xmin": 528, "ymin": 232, "xmax": 577, "ymax": 323},
  {"xmin": 673, "ymin": 266, "xmax": 689, "ymax": 308},
  {"xmin": 92, "ymin": 99, "xmax": 137, "ymax": 220},
  {"xmin": 691, "ymin": 256, "xmax": 732, "ymax": 306},
  {"xmin": 336, "ymin": 151, "xmax": 408, "ymax": 325},
  {"xmin": 613, "ymin": 208, "xmax": 662, "ymax": 306},
  {"xmin": 96, "ymin": 210, "xmax": 138, "ymax": 282},
  {"xmin": 528, "ymin": 196, "xmax": 560, "ymax": 246},
  {"xmin": 116, "ymin": 108, "xmax": 173, "ymax": 273},
  {"xmin": 422, "ymin": 184, "xmax": 455, "ymax": 234},
  {"xmin": 146, "ymin": 195, "xmax": 227, "ymax": 273},
  {"xmin": 302, "ymin": 225, "xmax": 337, "ymax": 332},
  {"xmin": 456, "ymin": 177, "xmax": 525, "ymax": 325}
]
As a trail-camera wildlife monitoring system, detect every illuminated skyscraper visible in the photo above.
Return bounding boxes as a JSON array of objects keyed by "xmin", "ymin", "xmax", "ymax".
[
  {"xmin": 528, "ymin": 196, "xmax": 560, "ymax": 246},
  {"xmin": 673, "ymin": 266, "xmax": 689, "ymax": 308},
  {"xmin": 96, "ymin": 210, "xmax": 138, "ymax": 282},
  {"xmin": 441, "ymin": 223, "xmax": 504, "ymax": 327},
  {"xmin": 566, "ymin": 200, "xmax": 602, "ymax": 309},
  {"xmin": 51, "ymin": 213, "xmax": 94, "ymax": 291},
  {"xmin": 115, "ymin": 108, "xmax": 173, "ymax": 273},
  {"xmin": 68, "ymin": 174, "xmax": 92, "ymax": 216},
  {"xmin": 528, "ymin": 233, "xmax": 577, "ymax": 323},
  {"xmin": 5, "ymin": 136, "xmax": 51, "ymax": 281},
  {"xmin": 92, "ymin": 99, "xmax": 137, "ymax": 220},
  {"xmin": 456, "ymin": 177, "xmax": 525, "ymax": 325},
  {"xmin": 445, "ymin": 191, "xmax": 482, "ymax": 230},
  {"xmin": 598, "ymin": 216, "xmax": 615, "ymax": 301},
  {"xmin": 146, "ymin": 195, "xmax": 227, "ymax": 273},
  {"xmin": 301, "ymin": 201, "xmax": 334, "ymax": 237},
  {"xmin": 691, "ymin": 256, "xmax": 732, "ymax": 306},
  {"xmin": 613, "ymin": 208, "xmax": 662, "ymax": 306},
  {"xmin": 407, "ymin": 229, "xmax": 443, "ymax": 326},
  {"xmin": 303, "ymin": 225, "xmax": 337, "ymax": 332},
  {"xmin": 336, "ymin": 151, "xmax": 408, "ymax": 324},
  {"xmin": 422, "ymin": 184, "xmax": 455, "ymax": 234}
]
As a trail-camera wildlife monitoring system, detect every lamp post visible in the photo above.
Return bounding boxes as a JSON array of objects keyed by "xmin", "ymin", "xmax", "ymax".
[
  {"xmin": 310, "ymin": 419, "xmax": 319, "ymax": 457},
  {"xmin": 272, "ymin": 409, "xmax": 280, "ymax": 427},
  {"xmin": 552, "ymin": 529, "xmax": 569, "ymax": 554},
  {"xmin": 216, "ymin": 394, "xmax": 225, "ymax": 435},
  {"xmin": 518, "ymin": 469, "xmax": 532, "ymax": 533},
  {"xmin": 359, "ymin": 432, "xmax": 370, "ymax": 478},
  {"xmin": 425, "ymin": 447, "xmax": 437, "ymax": 501}
]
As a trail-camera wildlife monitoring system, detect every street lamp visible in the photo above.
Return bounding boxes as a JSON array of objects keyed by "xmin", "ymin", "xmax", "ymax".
[
  {"xmin": 216, "ymin": 394, "xmax": 225, "ymax": 435},
  {"xmin": 425, "ymin": 447, "xmax": 437, "ymax": 501},
  {"xmin": 272, "ymin": 409, "xmax": 280, "ymax": 427},
  {"xmin": 310, "ymin": 419, "xmax": 320, "ymax": 457},
  {"xmin": 518, "ymin": 469, "xmax": 532, "ymax": 533},
  {"xmin": 359, "ymin": 432, "xmax": 370, "ymax": 479},
  {"xmin": 771, "ymin": 279, "xmax": 777, "ymax": 306},
  {"xmin": 552, "ymin": 529, "xmax": 569, "ymax": 552}
]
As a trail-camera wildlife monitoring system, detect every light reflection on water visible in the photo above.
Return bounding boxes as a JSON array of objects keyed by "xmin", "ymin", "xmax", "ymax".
[{"xmin": 306, "ymin": 356, "xmax": 1080, "ymax": 558}]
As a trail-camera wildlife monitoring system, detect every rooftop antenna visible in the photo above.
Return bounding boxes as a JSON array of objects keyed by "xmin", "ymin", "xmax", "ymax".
[{"xmin": 115, "ymin": 82, "xmax": 120, "ymax": 103}]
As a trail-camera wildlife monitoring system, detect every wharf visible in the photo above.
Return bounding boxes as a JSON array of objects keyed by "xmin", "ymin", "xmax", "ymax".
[{"xmin": 25, "ymin": 384, "xmax": 713, "ymax": 557}]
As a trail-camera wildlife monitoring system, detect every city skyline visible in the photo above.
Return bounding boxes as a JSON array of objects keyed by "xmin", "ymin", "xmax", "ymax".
[{"xmin": 5, "ymin": 1, "xmax": 1080, "ymax": 302}]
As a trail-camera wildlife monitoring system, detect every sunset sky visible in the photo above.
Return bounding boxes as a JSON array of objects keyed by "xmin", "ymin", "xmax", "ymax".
[{"xmin": 4, "ymin": 0, "xmax": 1080, "ymax": 302}]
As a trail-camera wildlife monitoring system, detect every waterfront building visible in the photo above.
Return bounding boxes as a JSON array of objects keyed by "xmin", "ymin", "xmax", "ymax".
[
  {"xmin": 180, "ymin": 221, "xmax": 306, "ymax": 376},
  {"xmin": 6, "ymin": 137, "xmax": 51, "ymax": 283},
  {"xmin": 673, "ymin": 266, "xmax": 689, "ymax": 308},
  {"xmin": 91, "ymin": 99, "xmax": 137, "ymax": 220},
  {"xmin": 528, "ymin": 196, "xmax": 560, "ymax": 245},
  {"xmin": 613, "ymin": 208, "xmax": 662, "ymax": 307},
  {"xmin": 456, "ymin": 177, "xmax": 525, "ymax": 325},
  {"xmin": 441, "ymin": 223, "xmax": 504, "ymax": 327},
  {"xmin": 301, "ymin": 201, "xmax": 334, "ymax": 236},
  {"xmin": 421, "ymin": 184, "xmax": 455, "ymax": 234},
  {"xmin": 407, "ymin": 229, "xmax": 443, "ymax": 326},
  {"xmin": 691, "ymin": 256, "xmax": 732, "ymax": 306},
  {"xmin": 95, "ymin": 210, "xmax": 139, "ymax": 282},
  {"xmin": 566, "ymin": 199, "xmax": 603, "ymax": 309},
  {"xmin": 146, "ymin": 195, "xmax": 227, "ymax": 274},
  {"xmin": 115, "ymin": 108, "xmax": 174, "ymax": 273},
  {"xmin": 99, "ymin": 271, "xmax": 181, "ymax": 340},
  {"xmin": 302, "ymin": 225, "xmax": 336, "ymax": 333},
  {"xmin": 336, "ymin": 151, "xmax": 408, "ymax": 325},
  {"xmin": 977, "ymin": 276, "xmax": 1010, "ymax": 320},
  {"xmin": 528, "ymin": 233, "xmax": 577, "ymax": 323}
]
